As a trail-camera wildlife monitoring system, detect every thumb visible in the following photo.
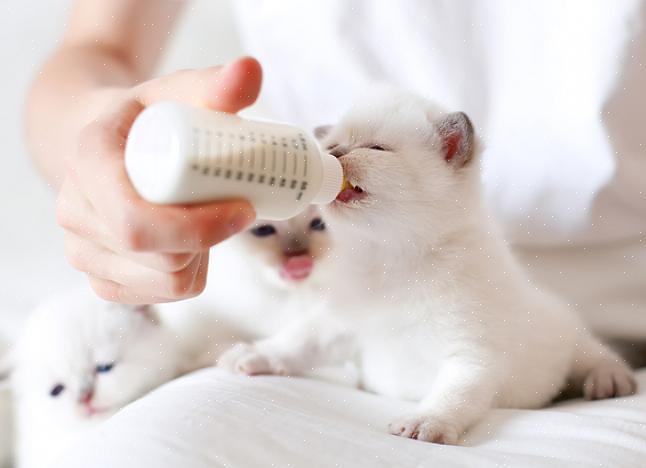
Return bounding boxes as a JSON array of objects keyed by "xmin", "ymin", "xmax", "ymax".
[{"xmin": 132, "ymin": 56, "xmax": 262, "ymax": 113}]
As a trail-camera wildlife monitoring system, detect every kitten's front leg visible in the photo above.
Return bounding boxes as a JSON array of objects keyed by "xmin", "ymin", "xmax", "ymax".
[
  {"xmin": 389, "ymin": 353, "xmax": 500, "ymax": 444},
  {"xmin": 218, "ymin": 316, "xmax": 354, "ymax": 377},
  {"xmin": 217, "ymin": 341, "xmax": 289, "ymax": 376}
]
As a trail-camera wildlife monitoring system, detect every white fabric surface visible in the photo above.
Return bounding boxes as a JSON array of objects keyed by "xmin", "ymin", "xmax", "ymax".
[{"xmin": 55, "ymin": 368, "xmax": 646, "ymax": 468}]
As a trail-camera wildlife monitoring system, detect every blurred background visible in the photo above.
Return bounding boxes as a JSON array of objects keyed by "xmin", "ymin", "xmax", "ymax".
[{"xmin": 0, "ymin": 1, "xmax": 247, "ymax": 338}]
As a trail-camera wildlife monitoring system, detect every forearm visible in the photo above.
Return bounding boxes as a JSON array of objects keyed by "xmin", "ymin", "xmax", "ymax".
[
  {"xmin": 26, "ymin": 46, "xmax": 137, "ymax": 186},
  {"xmin": 25, "ymin": 0, "xmax": 184, "ymax": 188}
]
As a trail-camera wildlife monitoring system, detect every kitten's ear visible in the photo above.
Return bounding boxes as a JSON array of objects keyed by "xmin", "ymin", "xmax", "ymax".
[
  {"xmin": 313, "ymin": 125, "xmax": 332, "ymax": 140},
  {"xmin": 435, "ymin": 112, "xmax": 474, "ymax": 168}
]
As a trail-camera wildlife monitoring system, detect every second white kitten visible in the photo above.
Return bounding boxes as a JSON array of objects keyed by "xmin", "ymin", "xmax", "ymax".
[
  {"xmin": 8, "ymin": 291, "xmax": 182, "ymax": 468},
  {"xmin": 159, "ymin": 206, "xmax": 335, "ymax": 373}
]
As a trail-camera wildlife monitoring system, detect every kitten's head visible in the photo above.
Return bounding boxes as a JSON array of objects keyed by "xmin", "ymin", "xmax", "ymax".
[
  {"xmin": 10, "ymin": 292, "xmax": 179, "ymax": 421},
  {"xmin": 317, "ymin": 88, "xmax": 481, "ymax": 249},
  {"xmin": 235, "ymin": 206, "xmax": 333, "ymax": 288}
]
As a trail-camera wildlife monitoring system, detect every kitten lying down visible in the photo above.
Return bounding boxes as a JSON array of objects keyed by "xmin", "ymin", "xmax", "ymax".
[
  {"xmin": 219, "ymin": 90, "xmax": 637, "ymax": 444},
  {"xmin": 7, "ymin": 291, "xmax": 182, "ymax": 468}
]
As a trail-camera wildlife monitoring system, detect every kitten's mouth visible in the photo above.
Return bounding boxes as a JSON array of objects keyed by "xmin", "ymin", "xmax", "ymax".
[
  {"xmin": 336, "ymin": 178, "xmax": 366, "ymax": 203},
  {"xmin": 280, "ymin": 254, "xmax": 314, "ymax": 281}
]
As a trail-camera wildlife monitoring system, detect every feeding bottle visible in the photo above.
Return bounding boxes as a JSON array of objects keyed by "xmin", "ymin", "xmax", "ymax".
[{"xmin": 124, "ymin": 102, "xmax": 343, "ymax": 220}]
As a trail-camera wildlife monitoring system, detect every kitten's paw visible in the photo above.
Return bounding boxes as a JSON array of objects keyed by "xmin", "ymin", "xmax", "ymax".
[
  {"xmin": 583, "ymin": 361, "xmax": 637, "ymax": 400},
  {"xmin": 388, "ymin": 414, "xmax": 459, "ymax": 444},
  {"xmin": 217, "ymin": 343, "xmax": 288, "ymax": 376}
]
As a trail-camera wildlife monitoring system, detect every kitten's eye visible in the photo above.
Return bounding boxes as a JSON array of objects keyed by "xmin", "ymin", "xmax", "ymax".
[
  {"xmin": 368, "ymin": 145, "xmax": 387, "ymax": 151},
  {"xmin": 250, "ymin": 225, "xmax": 277, "ymax": 237},
  {"xmin": 309, "ymin": 217, "xmax": 326, "ymax": 231},
  {"xmin": 95, "ymin": 363, "xmax": 115, "ymax": 374},
  {"xmin": 50, "ymin": 383, "xmax": 65, "ymax": 398}
]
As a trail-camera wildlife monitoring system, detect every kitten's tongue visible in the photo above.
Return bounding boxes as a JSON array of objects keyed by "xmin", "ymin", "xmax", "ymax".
[
  {"xmin": 281, "ymin": 255, "xmax": 314, "ymax": 281},
  {"xmin": 336, "ymin": 187, "xmax": 365, "ymax": 203}
]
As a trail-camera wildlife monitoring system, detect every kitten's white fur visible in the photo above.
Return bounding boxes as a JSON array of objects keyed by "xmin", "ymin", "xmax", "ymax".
[
  {"xmin": 9, "ymin": 291, "xmax": 181, "ymax": 468},
  {"xmin": 218, "ymin": 89, "xmax": 637, "ymax": 443}
]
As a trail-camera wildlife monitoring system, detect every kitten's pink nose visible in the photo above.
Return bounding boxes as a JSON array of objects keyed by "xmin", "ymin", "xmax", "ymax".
[
  {"xmin": 285, "ymin": 248, "xmax": 308, "ymax": 257},
  {"xmin": 80, "ymin": 389, "xmax": 94, "ymax": 405}
]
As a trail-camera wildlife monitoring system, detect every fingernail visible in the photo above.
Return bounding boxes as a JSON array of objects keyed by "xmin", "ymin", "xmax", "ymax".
[{"xmin": 228, "ymin": 204, "xmax": 255, "ymax": 235}]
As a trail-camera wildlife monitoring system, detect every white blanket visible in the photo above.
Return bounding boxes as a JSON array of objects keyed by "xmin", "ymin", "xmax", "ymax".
[{"xmin": 54, "ymin": 368, "xmax": 646, "ymax": 468}]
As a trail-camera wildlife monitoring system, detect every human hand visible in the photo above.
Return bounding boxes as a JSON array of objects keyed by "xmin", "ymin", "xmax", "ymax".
[{"xmin": 57, "ymin": 57, "xmax": 262, "ymax": 303}]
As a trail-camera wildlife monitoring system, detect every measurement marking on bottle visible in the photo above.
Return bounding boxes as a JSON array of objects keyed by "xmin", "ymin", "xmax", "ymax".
[
  {"xmin": 225, "ymin": 169, "xmax": 232, "ymax": 179},
  {"xmin": 296, "ymin": 191, "xmax": 303, "ymax": 201},
  {"xmin": 269, "ymin": 176, "xmax": 276, "ymax": 186},
  {"xmin": 279, "ymin": 178, "xmax": 286, "ymax": 187},
  {"xmin": 216, "ymin": 131, "xmax": 222, "ymax": 169},
  {"xmin": 271, "ymin": 136, "xmax": 278, "ymax": 172},
  {"xmin": 202, "ymin": 167, "xmax": 210, "ymax": 175},
  {"xmin": 258, "ymin": 174, "xmax": 265, "ymax": 184},
  {"xmin": 247, "ymin": 173, "xmax": 254, "ymax": 182},
  {"xmin": 192, "ymin": 128, "xmax": 200, "ymax": 169},
  {"xmin": 206, "ymin": 129, "xmax": 213, "ymax": 168},
  {"xmin": 236, "ymin": 171, "xmax": 243, "ymax": 180},
  {"xmin": 290, "ymin": 179, "xmax": 297, "ymax": 189},
  {"xmin": 214, "ymin": 168, "xmax": 221, "ymax": 177},
  {"xmin": 261, "ymin": 135, "xmax": 267, "ymax": 170},
  {"xmin": 282, "ymin": 149, "xmax": 287, "ymax": 175}
]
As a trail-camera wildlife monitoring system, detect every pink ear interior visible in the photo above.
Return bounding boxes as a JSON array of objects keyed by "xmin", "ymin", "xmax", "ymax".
[
  {"xmin": 436, "ymin": 112, "xmax": 474, "ymax": 168},
  {"xmin": 444, "ymin": 131, "xmax": 463, "ymax": 163}
]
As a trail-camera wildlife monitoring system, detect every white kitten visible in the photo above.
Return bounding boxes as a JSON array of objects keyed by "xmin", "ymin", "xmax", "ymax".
[
  {"xmin": 163, "ymin": 206, "xmax": 336, "ymax": 373},
  {"xmin": 9, "ymin": 291, "xmax": 182, "ymax": 468},
  {"xmin": 218, "ymin": 89, "xmax": 637, "ymax": 444},
  {"xmin": 208, "ymin": 205, "xmax": 334, "ymax": 336}
]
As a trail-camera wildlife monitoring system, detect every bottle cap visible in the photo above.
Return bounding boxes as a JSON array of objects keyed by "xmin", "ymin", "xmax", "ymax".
[{"xmin": 311, "ymin": 152, "xmax": 343, "ymax": 204}]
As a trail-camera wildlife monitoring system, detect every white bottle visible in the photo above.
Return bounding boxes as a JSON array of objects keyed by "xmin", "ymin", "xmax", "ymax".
[{"xmin": 124, "ymin": 102, "xmax": 343, "ymax": 220}]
